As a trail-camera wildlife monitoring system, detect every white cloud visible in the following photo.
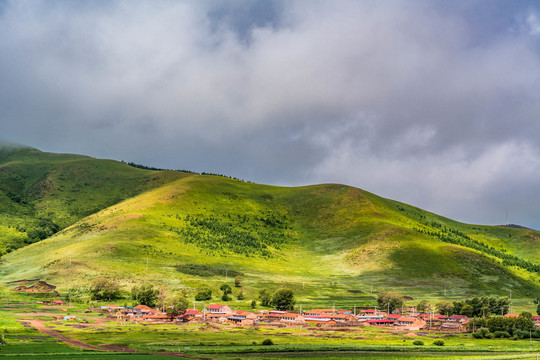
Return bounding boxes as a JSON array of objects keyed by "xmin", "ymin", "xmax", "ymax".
[{"xmin": 527, "ymin": 13, "xmax": 540, "ymax": 35}]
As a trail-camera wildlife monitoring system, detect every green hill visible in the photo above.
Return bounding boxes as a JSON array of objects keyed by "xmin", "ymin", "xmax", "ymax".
[
  {"xmin": 0, "ymin": 144, "xmax": 186, "ymax": 254},
  {"xmin": 1, "ymin": 150, "xmax": 538, "ymax": 308}
]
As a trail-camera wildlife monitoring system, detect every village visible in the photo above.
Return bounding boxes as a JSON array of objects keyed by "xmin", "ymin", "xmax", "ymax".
[{"xmin": 41, "ymin": 300, "xmax": 539, "ymax": 333}]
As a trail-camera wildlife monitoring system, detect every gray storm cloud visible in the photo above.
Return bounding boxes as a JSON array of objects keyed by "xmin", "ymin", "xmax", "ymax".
[{"xmin": 1, "ymin": 0, "xmax": 540, "ymax": 228}]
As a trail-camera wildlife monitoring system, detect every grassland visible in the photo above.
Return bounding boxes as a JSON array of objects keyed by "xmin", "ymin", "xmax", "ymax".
[
  {"xmin": 0, "ymin": 158, "xmax": 538, "ymax": 312},
  {"xmin": 0, "ymin": 145, "xmax": 186, "ymax": 254}
]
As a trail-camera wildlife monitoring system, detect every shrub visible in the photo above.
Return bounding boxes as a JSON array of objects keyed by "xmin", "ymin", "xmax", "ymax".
[
  {"xmin": 195, "ymin": 289, "xmax": 212, "ymax": 301},
  {"xmin": 175, "ymin": 264, "xmax": 243, "ymax": 278},
  {"xmin": 473, "ymin": 327, "xmax": 491, "ymax": 339},
  {"xmin": 262, "ymin": 339, "xmax": 273, "ymax": 345},
  {"xmin": 493, "ymin": 331, "xmax": 510, "ymax": 338},
  {"xmin": 412, "ymin": 340, "xmax": 424, "ymax": 346},
  {"xmin": 90, "ymin": 278, "xmax": 121, "ymax": 301},
  {"xmin": 432, "ymin": 340, "xmax": 445, "ymax": 346}
]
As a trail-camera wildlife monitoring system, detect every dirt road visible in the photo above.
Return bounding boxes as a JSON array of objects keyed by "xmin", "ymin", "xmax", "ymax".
[
  {"xmin": 21, "ymin": 319, "xmax": 114, "ymax": 351},
  {"xmin": 20, "ymin": 319, "xmax": 217, "ymax": 359}
]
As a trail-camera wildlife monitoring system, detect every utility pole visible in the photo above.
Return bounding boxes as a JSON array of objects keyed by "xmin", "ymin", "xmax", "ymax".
[
  {"xmin": 370, "ymin": 282, "xmax": 373, "ymax": 296},
  {"xmin": 354, "ymin": 305, "xmax": 356, "ymax": 316}
]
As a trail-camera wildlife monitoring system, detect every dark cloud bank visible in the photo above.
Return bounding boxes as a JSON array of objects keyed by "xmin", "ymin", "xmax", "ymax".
[{"xmin": 1, "ymin": 1, "xmax": 540, "ymax": 228}]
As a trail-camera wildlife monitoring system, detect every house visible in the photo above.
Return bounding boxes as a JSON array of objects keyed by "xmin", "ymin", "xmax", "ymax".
[
  {"xmin": 366, "ymin": 319, "xmax": 395, "ymax": 326},
  {"xmin": 387, "ymin": 314, "xmax": 402, "ymax": 321},
  {"xmin": 206, "ymin": 304, "xmax": 232, "ymax": 314},
  {"xmin": 329, "ymin": 314, "xmax": 356, "ymax": 323},
  {"xmin": 178, "ymin": 309, "xmax": 203, "ymax": 322},
  {"xmin": 357, "ymin": 310, "xmax": 385, "ymax": 322},
  {"xmin": 395, "ymin": 317, "xmax": 426, "ymax": 330},
  {"xmin": 269, "ymin": 310, "xmax": 287, "ymax": 315},
  {"xmin": 134, "ymin": 305, "xmax": 153, "ymax": 314},
  {"xmin": 503, "ymin": 313, "xmax": 519, "ymax": 319},
  {"xmin": 259, "ymin": 313, "xmax": 281, "ymax": 323},
  {"xmin": 303, "ymin": 309, "xmax": 336, "ymax": 316},
  {"xmin": 227, "ymin": 311, "xmax": 258, "ymax": 325},
  {"xmin": 423, "ymin": 314, "xmax": 446, "ymax": 327},
  {"xmin": 278, "ymin": 313, "xmax": 304, "ymax": 323},
  {"xmin": 52, "ymin": 299, "xmax": 65, "ymax": 306},
  {"xmin": 145, "ymin": 313, "xmax": 169, "ymax": 322},
  {"xmin": 207, "ymin": 312, "xmax": 232, "ymax": 323},
  {"xmin": 304, "ymin": 315, "xmax": 333, "ymax": 325},
  {"xmin": 99, "ymin": 304, "xmax": 121, "ymax": 312},
  {"xmin": 532, "ymin": 316, "xmax": 540, "ymax": 327},
  {"xmin": 119, "ymin": 307, "xmax": 139, "ymax": 317},
  {"xmin": 448, "ymin": 315, "xmax": 469, "ymax": 323}
]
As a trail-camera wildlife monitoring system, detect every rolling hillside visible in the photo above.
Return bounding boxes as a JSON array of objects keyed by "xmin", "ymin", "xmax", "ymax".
[
  {"xmin": 0, "ymin": 144, "xmax": 186, "ymax": 254},
  {"xmin": 1, "ymin": 148, "xmax": 539, "ymax": 308}
]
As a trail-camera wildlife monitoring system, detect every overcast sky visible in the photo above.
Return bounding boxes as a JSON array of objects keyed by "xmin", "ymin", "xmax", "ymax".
[{"xmin": 1, "ymin": 0, "xmax": 540, "ymax": 229}]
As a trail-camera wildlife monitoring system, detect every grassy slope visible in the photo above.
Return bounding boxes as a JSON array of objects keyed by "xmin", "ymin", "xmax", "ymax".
[
  {"xmin": 0, "ymin": 146, "xmax": 186, "ymax": 254},
  {"xmin": 1, "ymin": 172, "xmax": 539, "ymax": 309}
]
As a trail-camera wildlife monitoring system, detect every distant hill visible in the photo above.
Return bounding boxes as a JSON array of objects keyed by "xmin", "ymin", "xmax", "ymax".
[{"xmin": 0, "ymin": 147, "xmax": 538, "ymax": 308}]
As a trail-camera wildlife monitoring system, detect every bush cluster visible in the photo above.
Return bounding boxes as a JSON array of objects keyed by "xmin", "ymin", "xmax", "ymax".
[
  {"xmin": 170, "ymin": 213, "xmax": 293, "ymax": 258},
  {"xmin": 414, "ymin": 222, "xmax": 540, "ymax": 275}
]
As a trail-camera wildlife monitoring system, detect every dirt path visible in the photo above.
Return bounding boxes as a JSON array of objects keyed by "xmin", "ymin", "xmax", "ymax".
[
  {"xmin": 20, "ymin": 319, "xmax": 217, "ymax": 359},
  {"xmin": 22, "ymin": 320, "xmax": 113, "ymax": 351}
]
